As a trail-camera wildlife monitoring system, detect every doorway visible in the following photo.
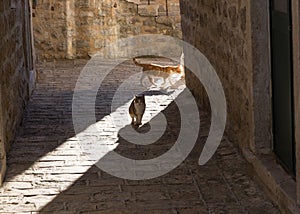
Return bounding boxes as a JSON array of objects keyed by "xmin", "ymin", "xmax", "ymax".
[{"xmin": 270, "ymin": 0, "xmax": 295, "ymax": 175}]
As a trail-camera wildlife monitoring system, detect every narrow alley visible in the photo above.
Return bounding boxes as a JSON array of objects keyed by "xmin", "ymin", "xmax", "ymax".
[
  {"xmin": 0, "ymin": 59, "xmax": 279, "ymax": 213},
  {"xmin": 2, "ymin": 0, "xmax": 300, "ymax": 213}
]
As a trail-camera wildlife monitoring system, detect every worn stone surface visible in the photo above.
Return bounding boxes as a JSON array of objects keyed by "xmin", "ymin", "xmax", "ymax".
[
  {"xmin": 0, "ymin": 0, "xmax": 35, "ymax": 183},
  {"xmin": 0, "ymin": 59, "xmax": 279, "ymax": 213},
  {"xmin": 32, "ymin": 0, "xmax": 182, "ymax": 59}
]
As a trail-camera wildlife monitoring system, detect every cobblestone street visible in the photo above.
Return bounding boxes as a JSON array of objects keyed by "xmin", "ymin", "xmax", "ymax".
[{"xmin": 0, "ymin": 59, "xmax": 279, "ymax": 213}]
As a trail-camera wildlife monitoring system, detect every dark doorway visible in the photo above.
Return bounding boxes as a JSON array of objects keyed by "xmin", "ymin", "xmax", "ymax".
[{"xmin": 270, "ymin": 0, "xmax": 295, "ymax": 175}]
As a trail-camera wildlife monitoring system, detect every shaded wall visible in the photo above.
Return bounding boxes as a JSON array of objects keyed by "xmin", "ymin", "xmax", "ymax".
[
  {"xmin": 0, "ymin": 0, "xmax": 35, "ymax": 183},
  {"xmin": 180, "ymin": 1, "xmax": 300, "ymax": 212},
  {"xmin": 180, "ymin": 0, "xmax": 254, "ymax": 148}
]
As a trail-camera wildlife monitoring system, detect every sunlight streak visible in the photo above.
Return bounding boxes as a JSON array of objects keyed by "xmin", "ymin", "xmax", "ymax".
[{"xmin": 1, "ymin": 72, "xmax": 185, "ymax": 211}]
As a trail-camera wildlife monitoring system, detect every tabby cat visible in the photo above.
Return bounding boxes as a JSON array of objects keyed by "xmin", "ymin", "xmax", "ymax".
[{"xmin": 129, "ymin": 95, "xmax": 146, "ymax": 126}]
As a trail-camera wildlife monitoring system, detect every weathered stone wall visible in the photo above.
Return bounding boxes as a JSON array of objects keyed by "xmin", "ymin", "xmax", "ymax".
[
  {"xmin": 0, "ymin": 0, "xmax": 35, "ymax": 183},
  {"xmin": 180, "ymin": 0, "xmax": 254, "ymax": 148},
  {"xmin": 33, "ymin": 0, "xmax": 181, "ymax": 59}
]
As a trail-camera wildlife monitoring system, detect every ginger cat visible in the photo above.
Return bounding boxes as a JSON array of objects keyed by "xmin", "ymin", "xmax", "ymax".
[{"xmin": 133, "ymin": 58, "xmax": 184, "ymax": 87}]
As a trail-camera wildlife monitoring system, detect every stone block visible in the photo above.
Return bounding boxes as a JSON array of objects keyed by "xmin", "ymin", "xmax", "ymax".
[
  {"xmin": 79, "ymin": 11, "xmax": 94, "ymax": 17},
  {"xmin": 75, "ymin": 1, "xmax": 91, "ymax": 8},
  {"xmin": 76, "ymin": 40, "xmax": 89, "ymax": 49},
  {"xmin": 126, "ymin": 0, "xmax": 141, "ymax": 4},
  {"xmin": 95, "ymin": 39, "xmax": 105, "ymax": 49},
  {"xmin": 0, "ymin": 15, "xmax": 5, "ymax": 38},
  {"xmin": 240, "ymin": 7, "xmax": 247, "ymax": 32},
  {"xmin": 57, "ymin": 42, "xmax": 67, "ymax": 51},
  {"xmin": 0, "ymin": 2, "xmax": 4, "ymax": 12},
  {"xmin": 158, "ymin": 5, "xmax": 166, "ymax": 13},
  {"xmin": 228, "ymin": 6, "xmax": 238, "ymax": 28},
  {"xmin": 0, "ymin": 153, "xmax": 6, "ymax": 182},
  {"xmin": 138, "ymin": 4, "xmax": 159, "ymax": 16},
  {"xmin": 155, "ymin": 17, "xmax": 174, "ymax": 27}
]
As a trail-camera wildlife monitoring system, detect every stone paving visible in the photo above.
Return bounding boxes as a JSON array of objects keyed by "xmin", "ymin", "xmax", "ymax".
[{"xmin": 0, "ymin": 59, "xmax": 280, "ymax": 213}]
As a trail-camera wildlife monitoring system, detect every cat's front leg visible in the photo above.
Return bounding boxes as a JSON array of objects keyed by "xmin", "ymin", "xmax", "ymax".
[
  {"xmin": 160, "ymin": 78, "xmax": 169, "ymax": 89},
  {"xmin": 136, "ymin": 114, "xmax": 142, "ymax": 125},
  {"xmin": 148, "ymin": 75, "xmax": 157, "ymax": 86},
  {"xmin": 131, "ymin": 116, "xmax": 135, "ymax": 125},
  {"xmin": 140, "ymin": 73, "xmax": 146, "ymax": 87}
]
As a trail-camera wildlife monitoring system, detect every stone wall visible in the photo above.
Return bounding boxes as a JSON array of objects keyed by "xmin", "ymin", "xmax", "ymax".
[
  {"xmin": 32, "ymin": 0, "xmax": 182, "ymax": 59},
  {"xmin": 181, "ymin": 1, "xmax": 300, "ymax": 212},
  {"xmin": 0, "ymin": 0, "xmax": 35, "ymax": 183},
  {"xmin": 180, "ymin": 0, "xmax": 254, "ymax": 148}
]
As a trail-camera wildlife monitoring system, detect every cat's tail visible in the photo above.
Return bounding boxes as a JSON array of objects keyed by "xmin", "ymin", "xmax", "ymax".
[
  {"xmin": 179, "ymin": 64, "xmax": 185, "ymax": 73},
  {"xmin": 171, "ymin": 64, "xmax": 184, "ymax": 74}
]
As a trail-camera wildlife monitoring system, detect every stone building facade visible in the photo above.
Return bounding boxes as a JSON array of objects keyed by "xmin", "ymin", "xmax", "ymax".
[
  {"xmin": 180, "ymin": 0, "xmax": 300, "ymax": 213},
  {"xmin": 32, "ymin": 0, "xmax": 182, "ymax": 59},
  {"xmin": 0, "ymin": 0, "xmax": 35, "ymax": 183}
]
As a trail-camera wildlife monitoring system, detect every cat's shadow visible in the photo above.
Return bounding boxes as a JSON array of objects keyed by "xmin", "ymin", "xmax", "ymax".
[{"xmin": 130, "ymin": 122, "xmax": 151, "ymax": 133}]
